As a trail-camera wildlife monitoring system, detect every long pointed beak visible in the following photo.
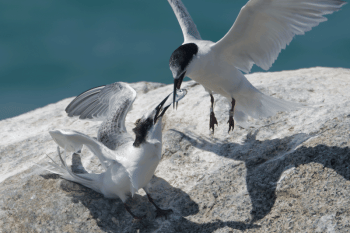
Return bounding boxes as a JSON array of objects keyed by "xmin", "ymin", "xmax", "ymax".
[
  {"xmin": 173, "ymin": 72, "xmax": 185, "ymax": 108},
  {"xmin": 154, "ymin": 93, "xmax": 172, "ymax": 123},
  {"xmin": 155, "ymin": 88, "xmax": 187, "ymax": 123}
]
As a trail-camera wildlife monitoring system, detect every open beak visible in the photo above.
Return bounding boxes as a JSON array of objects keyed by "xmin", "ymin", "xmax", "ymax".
[
  {"xmin": 155, "ymin": 88, "xmax": 188, "ymax": 123},
  {"xmin": 173, "ymin": 72, "xmax": 186, "ymax": 108},
  {"xmin": 154, "ymin": 93, "xmax": 172, "ymax": 123}
]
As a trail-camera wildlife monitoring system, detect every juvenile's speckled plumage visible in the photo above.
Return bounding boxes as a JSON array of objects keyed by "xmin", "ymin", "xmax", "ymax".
[{"xmin": 44, "ymin": 82, "xmax": 187, "ymax": 220}]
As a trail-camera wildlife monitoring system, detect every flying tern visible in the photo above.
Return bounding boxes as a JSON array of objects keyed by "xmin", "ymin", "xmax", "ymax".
[
  {"xmin": 43, "ymin": 82, "xmax": 187, "ymax": 220},
  {"xmin": 168, "ymin": 0, "xmax": 346, "ymax": 133}
]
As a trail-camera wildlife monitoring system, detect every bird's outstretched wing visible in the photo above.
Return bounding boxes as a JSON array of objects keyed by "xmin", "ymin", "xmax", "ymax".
[
  {"xmin": 49, "ymin": 129, "xmax": 117, "ymax": 170},
  {"xmin": 213, "ymin": 0, "xmax": 346, "ymax": 73},
  {"xmin": 66, "ymin": 82, "xmax": 137, "ymax": 149},
  {"xmin": 167, "ymin": 0, "xmax": 202, "ymax": 42}
]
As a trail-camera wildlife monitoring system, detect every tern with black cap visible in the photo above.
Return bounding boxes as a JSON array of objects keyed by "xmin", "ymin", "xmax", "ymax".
[
  {"xmin": 43, "ymin": 82, "xmax": 187, "ymax": 220},
  {"xmin": 168, "ymin": 0, "xmax": 346, "ymax": 133}
]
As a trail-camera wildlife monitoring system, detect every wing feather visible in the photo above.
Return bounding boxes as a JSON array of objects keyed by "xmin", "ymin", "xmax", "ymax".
[
  {"xmin": 49, "ymin": 129, "xmax": 116, "ymax": 169},
  {"xmin": 213, "ymin": 0, "xmax": 346, "ymax": 73},
  {"xmin": 167, "ymin": 0, "xmax": 202, "ymax": 42},
  {"xmin": 66, "ymin": 85, "xmax": 107, "ymax": 120},
  {"xmin": 65, "ymin": 82, "xmax": 137, "ymax": 149}
]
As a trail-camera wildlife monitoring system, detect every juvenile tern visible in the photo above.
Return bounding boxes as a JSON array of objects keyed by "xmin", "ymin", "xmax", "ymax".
[
  {"xmin": 44, "ymin": 82, "xmax": 187, "ymax": 220},
  {"xmin": 168, "ymin": 0, "xmax": 346, "ymax": 133}
]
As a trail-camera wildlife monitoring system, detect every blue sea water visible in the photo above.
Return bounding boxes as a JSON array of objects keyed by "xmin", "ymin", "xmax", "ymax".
[{"xmin": 0, "ymin": 0, "xmax": 349, "ymax": 120}]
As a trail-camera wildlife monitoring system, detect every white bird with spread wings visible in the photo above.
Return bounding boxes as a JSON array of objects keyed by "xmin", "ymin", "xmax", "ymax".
[
  {"xmin": 43, "ymin": 82, "xmax": 186, "ymax": 220},
  {"xmin": 168, "ymin": 0, "xmax": 346, "ymax": 133}
]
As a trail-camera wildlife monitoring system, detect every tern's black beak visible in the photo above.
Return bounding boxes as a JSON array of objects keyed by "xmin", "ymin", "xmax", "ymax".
[
  {"xmin": 173, "ymin": 72, "xmax": 185, "ymax": 108},
  {"xmin": 154, "ymin": 93, "xmax": 172, "ymax": 123}
]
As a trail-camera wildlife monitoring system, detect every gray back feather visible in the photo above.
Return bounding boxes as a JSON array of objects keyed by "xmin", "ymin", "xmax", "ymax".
[{"xmin": 66, "ymin": 82, "xmax": 137, "ymax": 150}]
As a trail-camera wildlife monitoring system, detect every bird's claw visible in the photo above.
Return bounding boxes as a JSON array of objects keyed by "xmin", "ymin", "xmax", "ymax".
[
  {"xmin": 155, "ymin": 208, "xmax": 173, "ymax": 219},
  {"xmin": 132, "ymin": 215, "xmax": 147, "ymax": 227},
  {"xmin": 209, "ymin": 112, "xmax": 218, "ymax": 133},
  {"xmin": 227, "ymin": 116, "xmax": 234, "ymax": 133}
]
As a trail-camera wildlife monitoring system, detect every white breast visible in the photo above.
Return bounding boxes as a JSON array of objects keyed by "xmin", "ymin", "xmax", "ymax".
[{"xmin": 134, "ymin": 143, "xmax": 161, "ymax": 189}]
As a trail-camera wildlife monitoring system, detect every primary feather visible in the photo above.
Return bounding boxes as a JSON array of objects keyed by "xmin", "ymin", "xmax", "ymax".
[
  {"xmin": 66, "ymin": 82, "xmax": 137, "ymax": 149},
  {"xmin": 167, "ymin": 0, "xmax": 345, "ymax": 130},
  {"xmin": 43, "ymin": 83, "xmax": 187, "ymax": 219},
  {"xmin": 213, "ymin": 0, "xmax": 347, "ymax": 73},
  {"xmin": 168, "ymin": 0, "xmax": 202, "ymax": 42}
]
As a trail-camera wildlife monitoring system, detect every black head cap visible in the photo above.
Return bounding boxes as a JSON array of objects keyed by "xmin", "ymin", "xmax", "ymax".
[
  {"xmin": 169, "ymin": 43, "xmax": 198, "ymax": 78},
  {"xmin": 132, "ymin": 94, "xmax": 171, "ymax": 147},
  {"xmin": 132, "ymin": 118, "xmax": 153, "ymax": 147},
  {"xmin": 170, "ymin": 43, "xmax": 198, "ymax": 107}
]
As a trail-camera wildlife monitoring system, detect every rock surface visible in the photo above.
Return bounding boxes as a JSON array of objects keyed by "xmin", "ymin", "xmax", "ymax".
[{"xmin": 1, "ymin": 67, "xmax": 350, "ymax": 232}]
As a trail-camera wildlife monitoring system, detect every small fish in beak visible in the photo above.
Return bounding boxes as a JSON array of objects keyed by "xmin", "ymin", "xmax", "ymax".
[
  {"xmin": 156, "ymin": 88, "xmax": 187, "ymax": 122},
  {"xmin": 173, "ymin": 72, "xmax": 186, "ymax": 109}
]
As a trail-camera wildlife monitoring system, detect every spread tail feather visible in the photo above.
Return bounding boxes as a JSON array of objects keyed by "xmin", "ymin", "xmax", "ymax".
[
  {"xmin": 41, "ymin": 147, "xmax": 103, "ymax": 194},
  {"xmin": 234, "ymin": 90, "xmax": 304, "ymax": 128}
]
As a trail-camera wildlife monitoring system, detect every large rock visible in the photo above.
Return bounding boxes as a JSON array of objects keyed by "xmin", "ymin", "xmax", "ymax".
[{"xmin": 1, "ymin": 67, "xmax": 350, "ymax": 232}]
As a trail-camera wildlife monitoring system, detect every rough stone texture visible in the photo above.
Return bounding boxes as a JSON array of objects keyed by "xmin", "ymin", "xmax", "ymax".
[{"xmin": 1, "ymin": 67, "xmax": 350, "ymax": 232}]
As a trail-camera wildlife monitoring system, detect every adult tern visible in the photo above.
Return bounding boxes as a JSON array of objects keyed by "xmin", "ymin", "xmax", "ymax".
[
  {"xmin": 44, "ymin": 82, "xmax": 187, "ymax": 220},
  {"xmin": 168, "ymin": 0, "xmax": 346, "ymax": 133}
]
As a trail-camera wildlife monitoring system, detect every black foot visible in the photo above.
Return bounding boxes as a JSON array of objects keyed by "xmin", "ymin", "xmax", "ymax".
[
  {"xmin": 227, "ymin": 116, "xmax": 234, "ymax": 133},
  {"xmin": 210, "ymin": 112, "xmax": 218, "ymax": 132},
  {"xmin": 155, "ymin": 208, "xmax": 173, "ymax": 219},
  {"xmin": 124, "ymin": 203, "xmax": 146, "ymax": 221},
  {"xmin": 146, "ymin": 193, "xmax": 173, "ymax": 219},
  {"xmin": 132, "ymin": 215, "xmax": 146, "ymax": 227},
  {"xmin": 133, "ymin": 214, "xmax": 146, "ymax": 221}
]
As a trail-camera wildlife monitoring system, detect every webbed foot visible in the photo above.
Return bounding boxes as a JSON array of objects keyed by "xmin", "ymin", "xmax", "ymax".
[
  {"xmin": 124, "ymin": 203, "xmax": 146, "ymax": 221},
  {"xmin": 146, "ymin": 193, "xmax": 173, "ymax": 219},
  {"xmin": 228, "ymin": 98, "xmax": 236, "ymax": 133},
  {"xmin": 210, "ymin": 111, "xmax": 218, "ymax": 133},
  {"xmin": 227, "ymin": 115, "xmax": 234, "ymax": 133}
]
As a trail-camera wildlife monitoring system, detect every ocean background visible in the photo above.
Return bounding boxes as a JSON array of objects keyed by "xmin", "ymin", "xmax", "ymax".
[{"xmin": 0, "ymin": 0, "xmax": 349, "ymax": 121}]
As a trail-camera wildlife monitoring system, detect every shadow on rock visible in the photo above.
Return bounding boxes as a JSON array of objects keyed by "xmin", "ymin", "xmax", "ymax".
[
  {"xmin": 170, "ymin": 129, "xmax": 350, "ymax": 222},
  {"xmin": 43, "ymin": 152, "xmax": 259, "ymax": 232}
]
